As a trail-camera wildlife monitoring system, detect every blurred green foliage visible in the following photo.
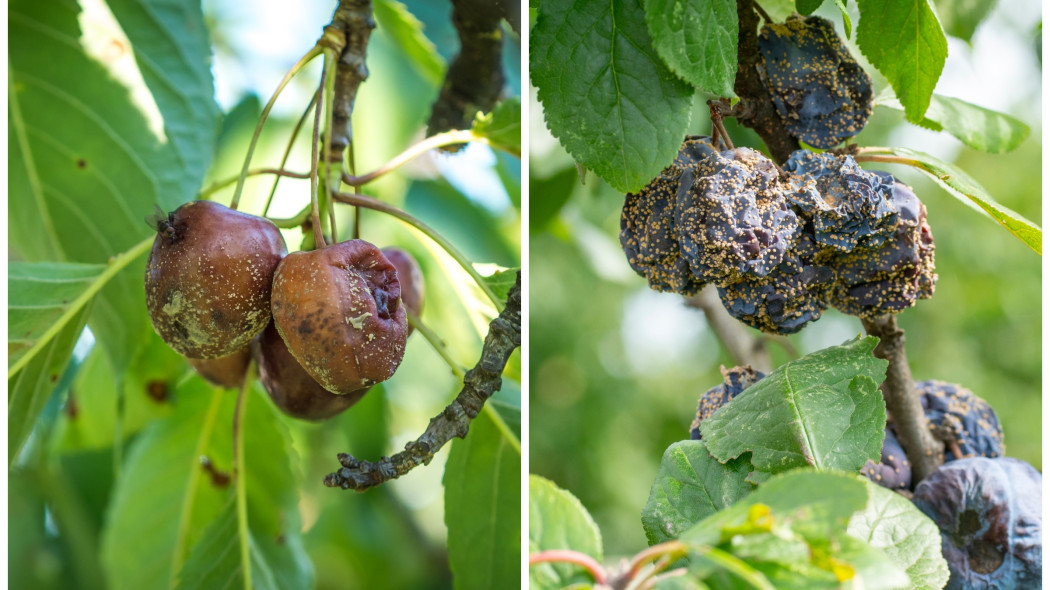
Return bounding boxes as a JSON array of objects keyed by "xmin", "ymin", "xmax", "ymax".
[{"xmin": 529, "ymin": 6, "xmax": 1040, "ymax": 559}]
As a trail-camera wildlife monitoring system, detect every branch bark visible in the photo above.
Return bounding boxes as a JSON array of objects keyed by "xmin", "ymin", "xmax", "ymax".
[
  {"xmin": 733, "ymin": 0, "xmax": 799, "ymax": 164},
  {"xmin": 684, "ymin": 286, "xmax": 771, "ymax": 373},
  {"xmin": 324, "ymin": 272, "xmax": 521, "ymax": 491},
  {"xmin": 323, "ymin": 0, "xmax": 375, "ymax": 161},
  {"xmin": 862, "ymin": 315, "xmax": 943, "ymax": 482}
]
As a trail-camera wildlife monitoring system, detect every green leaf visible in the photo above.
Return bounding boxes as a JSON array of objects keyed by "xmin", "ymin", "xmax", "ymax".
[
  {"xmin": 480, "ymin": 267, "xmax": 520, "ymax": 303},
  {"xmin": 700, "ymin": 338, "xmax": 887, "ymax": 481},
  {"xmin": 9, "ymin": 262, "xmax": 103, "ymax": 463},
  {"xmin": 529, "ymin": 166, "xmax": 579, "ymax": 233},
  {"xmin": 529, "ymin": 475, "xmax": 603, "ymax": 590},
  {"xmin": 472, "ymin": 97, "xmax": 521, "ymax": 155},
  {"xmin": 642, "ymin": 440, "xmax": 755, "ymax": 545},
  {"xmin": 832, "ymin": 0, "xmax": 853, "ymax": 38},
  {"xmin": 644, "ymin": 0, "xmax": 738, "ymax": 97},
  {"xmin": 490, "ymin": 380, "xmax": 521, "ymax": 440},
  {"xmin": 374, "ymin": 0, "xmax": 446, "ymax": 87},
  {"xmin": 531, "ymin": 0, "xmax": 694, "ymax": 193},
  {"xmin": 878, "ymin": 94, "xmax": 1030, "ymax": 153},
  {"xmin": 796, "ymin": 0, "xmax": 824, "ymax": 14},
  {"xmin": 445, "ymin": 406, "xmax": 520, "ymax": 589},
  {"xmin": 855, "ymin": 0, "xmax": 947, "ymax": 123},
  {"xmin": 872, "ymin": 146, "xmax": 1042, "ymax": 253},
  {"xmin": 847, "ymin": 479, "xmax": 951, "ymax": 590},
  {"xmin": 9, "ymin": 0, "xmax": 219, "ymax": 372},
  {"xmin": 934, "ymin": 0, "xmax": 997, "ymax": 42},
  {"xmin": 100, "ymin": 381, "xmax": 311, "ymax": 590}
]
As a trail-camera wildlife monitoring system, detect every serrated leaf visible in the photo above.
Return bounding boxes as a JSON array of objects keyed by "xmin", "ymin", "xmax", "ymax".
[
  {"xmin": 878, "ymin": 94, "xmax": 1029, "ymax": 153},
  {"xmin": 101, "ymin": 381, "xmax": 310, "ymax": 590},
  {"xmin": 531, "ymin": 0, "xmax": 694, "ymax": 193},
  {"xmin": 9, "ymin": 0, "xmax": 219, "ymax": 372},
  {"xmin": 472, "ymin": 97, "xmax": 521, "ymax": 155},
  {"xmin": 529, "ymin": 475, "xmax": 603, "ymax": 590},
  {"xmin": 445, "ymin": 406, "xmax": 520, "ymax": 590},
  {"xmin": 855, "ymin": 0, "xmax": 946, "ymax": 123},
  {"xmin": 644, "ymin": 0, "xmax": 738, "ymax": 97},
  {"xmin": 848, "ymin": 479, "xmax": 951, "ymax": 590},
  {"xmin": 642, "ymin": 440, "xmax": 755, "ymax": 545},
  {"xmin": 700, "ymin": 338, "xmax": 887, "ymax": 481},
  {"xmin": 374, "ymin": 0, "xmax": 446, "ymax": 87},
  {"xmin": 872, "ymin": 146, "xmax": 1042, "ymax": 253},
  {"xmin": 9, "ymin": 262, "xmax": 104, "ymax": 463},
  {"xmin": 934, "ymin": 0, "xmax": 996, "ymax": 42}
]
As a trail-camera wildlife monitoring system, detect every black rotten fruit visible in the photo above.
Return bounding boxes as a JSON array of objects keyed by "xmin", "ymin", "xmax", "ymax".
[
  {"xmin": 270, "ymin": 239, "xmax": 408, "ymax": 394},
  {"xmin": 145, "ymin": 200, "xmax": 287, "ymax": 359}
]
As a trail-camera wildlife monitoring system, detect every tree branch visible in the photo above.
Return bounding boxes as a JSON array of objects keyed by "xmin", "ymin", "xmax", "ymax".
[
  {"xmin": 685, "ymin": 286, "xmax": 771, "ymax": 373},
  {"xmin": 324, "ymin": 272, "xmax": 521, "ymax": 491},
  {"xmin": 323, "ymin": 0, "xmax": 375, "ymax": 162},
  {"xmin": 733, "ymin": 0, "xmax": 799, "ymax": 164},
  {"xmin": 862, "ymin": 315, "xmax": 943, "ymax": 482},
  {"xmin": 426, "ymin": 0, "xmax": 505, "ymax": 138}
]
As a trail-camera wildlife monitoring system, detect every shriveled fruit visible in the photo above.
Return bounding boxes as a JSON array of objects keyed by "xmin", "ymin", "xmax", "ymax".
[
  {"xmin": 145, "ymin": 200, "xmax": 287, "ymax": 358},
  {"xmin": 254, "ymin": 323, "xmax": 364, "ymax": 421},
  {"xmin": 270, "ymin": 239, "xmax": 408, "ymax": 394},
  {"xmin": 188, "ymin": 347, "xmax": 252, "ymax": 389},
  {"xmin": 860, "ymin": 427, "xmax": 911, "ymax": 491},
  {"xmin": 381, "ymin": 247, "xmax": 425, "ymax": 333},
  {"xmin": 689, "ymin": 365, "xmax": 765, "ymax": 439}
]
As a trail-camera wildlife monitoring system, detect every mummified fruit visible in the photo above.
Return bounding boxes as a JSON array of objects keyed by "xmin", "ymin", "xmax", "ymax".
[
  {"xmin": 254, "ymin": 323, "xmax": 364, "ymax": 421},
  {"xmin": 270, "ymin": 239, "xmax": 408, "ymax": 394},
  {"xmin": 145, "ymin": 200, "xmax": 287, "ymax": 358},
  {"xmin": 188, "ymin": 347, "xmax": 252, "ymax": 389},
  {"xmin": 381, "ymin": 247, "xmax": 425, "ymax": 329}
]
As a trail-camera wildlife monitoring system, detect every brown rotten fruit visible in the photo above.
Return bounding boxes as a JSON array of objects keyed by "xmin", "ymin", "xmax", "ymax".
[
  {"xmin": 270, "ymin": 239, "xmax": 408, "ymax": 394},
  {"xmin": 254, "ymin": 323, "xmax": 364, "ymax": 421},
  {"xmin": 381, "ymin": 246, "xmax": 425, "ymax": 332},
  {"xmin": 188, "ymin": 347, "xmax": 252, "ymax": 389},
  {"xmin": 145, "ymin": 200, "xmax": 287, "ymax": 358}
]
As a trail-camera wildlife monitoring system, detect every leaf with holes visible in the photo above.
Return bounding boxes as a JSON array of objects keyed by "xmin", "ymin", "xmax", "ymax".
[
  {"xmin": 445, "ymin": 407, "xmax": 520, "ymax": 589},
  {"xmin": 700, "ymin": 338, "xmax": 887, "ymax": 482},
  {"xmin": 531, "ymin": 0, "xmax": 694, "ymax": 193},
  {"xmin": 9, "ymin": 0, "xmax": 219, "ymax": 372}
]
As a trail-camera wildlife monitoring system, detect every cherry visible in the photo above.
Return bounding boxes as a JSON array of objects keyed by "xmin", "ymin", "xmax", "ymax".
[
  {"xmin": 254, "ymin": 323, "xmax": 364, "ymax": 421},
  {"xmin": 381, "ymin": 246, "xmax": 425, "ymax": 332},
  {"xmin": 145, "ymin": 200, "xmax": 287, "ymax": 358},
  {"xmin": 270, "ymin": 239, "xmax": 408, "ymax": 394},
  {"xmin": 187, "ymin": 347, "xmax": 251, "ymax": 389}
]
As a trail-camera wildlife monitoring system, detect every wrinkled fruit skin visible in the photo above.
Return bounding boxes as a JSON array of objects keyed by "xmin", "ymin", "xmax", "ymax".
[
  {"xmin": 271, "ymin": 239, "xmax": 408, "ymax": 394},
  {"xmin": 381, "ymin": 247, "xmax": 425, "ymax": 333},
  {"xmin": 145, "ymin": 200, "xmax": 287, "ymax": 358},
  {"xmin": 620, "ymin": 136, "xmax": 716, "ymax": 295},
  {"xmin": 912, "ymin": 457, "xmax": 1041, "ymax": 589},
  {"xmin": 860, "ymin": 427, "xmax": 911, "ymax": 491},
  {"xmin": 918, "ymin": 380, "xmax": 1004, "ymax": 461},
  {"xmin": 188, "ymin": 347, "xmax": 252, "ymax": 389},
  {"xmin": 783, "ymin": 151, "xmax": 898, "ymax": 251},
  {"xmin": 254, "ymin": 323, "xmax": 364, "ymax": 421},
  {"xmin": 758, "ymin": 15, "xmax": 872, "ymax": 149},
  {"xmin": 689, "ymin": 366, "xmax": 766, "ymax": 439}
]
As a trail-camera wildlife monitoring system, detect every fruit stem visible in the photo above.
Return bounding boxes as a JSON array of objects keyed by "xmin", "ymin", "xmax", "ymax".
[
  {"xmin": 528, "ymin": 550, "xmax": 607, "ymax": 584},
  {"xmin": 332, "ymin": 191, "xmax": 503, "ymax": 309},
  {"xmin": 309, "ymin": 55, "xmax": 330, "ymax": 250},
  {"xmin": 684, "ymin": 287, "xmax": 771, "ymax": 373},
  {"xmin": 266, "ymin": 205, "xmax": 313, "ymax": 229},
  {"xmin": 341, "ymin": 130, "xmax": 478, "ymax": 186},
  {"xmin": 321, "ymin": 46, "xmax": 340, "ymax": 242},
  {"xmin": 625, "ymin": 541, "xmax": 688, "ymax": 579},
  {"xmin": 263, "ymin": 91, "xmax": 319, "ymax": 217},
  {"xmin": 200, "ymin": 169, "xmax": 311, "ymax": 201},
  {"xmin": 230, "ymin": 46, "xmax": 322, "ymax": 211},
  {"xmin": 862, "ymin": 314, "xmax": 944, "ymax": 483},
  {"xmin": 408, "ymin": 312, "xmax": 466, "ymax": 380},
  {"xmin": 323, "ymin": 272, "xmax": 520, "ymax": 491},
  {"xmin": 232, "ymin": 363, "xmax": 254, "ymax": 590}
]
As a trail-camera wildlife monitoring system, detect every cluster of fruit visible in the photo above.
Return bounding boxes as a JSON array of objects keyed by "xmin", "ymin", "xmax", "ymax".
[
  {"xmin": 688, "ymin": 370, "xmax": 1041, "ymax": 588},
  {"xmin": 620, "ymin": 137, "xmax": 936, "ymax": 333},
  {"xmin": 144, "ymin": 200, "xmax": 423, "ymax": 421}
]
